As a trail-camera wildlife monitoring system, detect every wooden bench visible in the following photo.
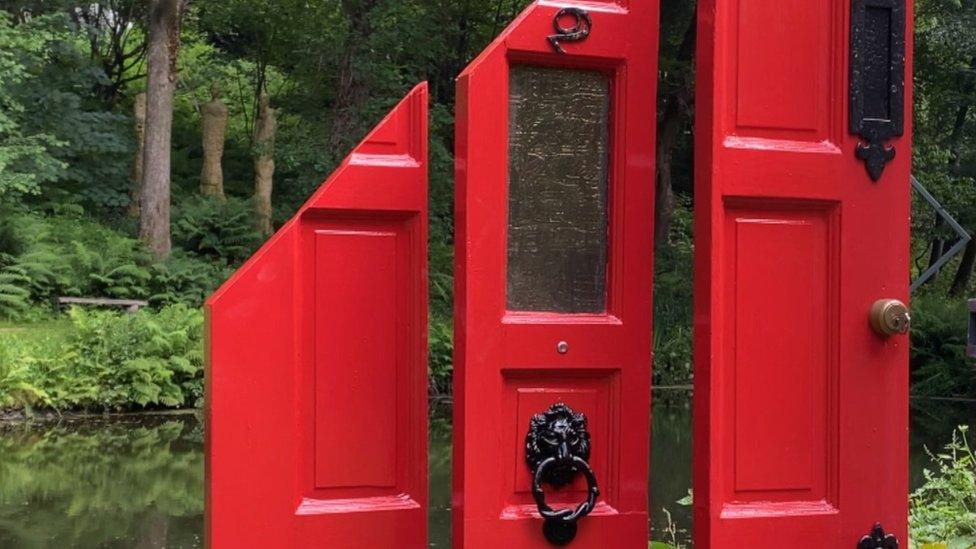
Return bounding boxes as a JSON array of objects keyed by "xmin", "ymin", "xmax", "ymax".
[{"xmin": 55, "ymin": 297, "xmax": 149, "ymax": 313}]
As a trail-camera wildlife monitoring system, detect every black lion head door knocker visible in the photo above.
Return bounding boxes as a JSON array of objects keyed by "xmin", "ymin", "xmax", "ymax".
[{"xmin": 525, "ymin": 403, "xmax": 600, "ymax": 546}]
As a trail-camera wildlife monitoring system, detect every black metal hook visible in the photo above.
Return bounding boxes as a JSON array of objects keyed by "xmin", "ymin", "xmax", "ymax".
[
  {"xmin": 525, "ymin": 403, "xmax": 600, "ymax": 545},
  {"xmin": 548, "ymin": 7, "xmax": 592, "ymax": 54}
]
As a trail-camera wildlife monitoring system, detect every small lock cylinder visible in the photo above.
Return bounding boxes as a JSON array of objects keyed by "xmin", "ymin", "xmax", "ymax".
[{"xmin": 869, "ymin": 299, "xmax": 911, "ymax": 336}]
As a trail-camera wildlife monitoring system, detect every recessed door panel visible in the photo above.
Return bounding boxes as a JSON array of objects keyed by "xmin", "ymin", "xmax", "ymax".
[
  {"xmin": 724, "ymin": 204, "xmax": 838, "ymax": 505},
  {"xmin": 313, "ymin": 229, "xmax": 399, "ymax": 490}
]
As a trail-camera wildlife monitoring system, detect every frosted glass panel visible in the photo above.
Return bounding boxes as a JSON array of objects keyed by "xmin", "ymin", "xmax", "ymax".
[{"xmin": 507, "ymin": 66, "xmax": 610, "ymax": 313}]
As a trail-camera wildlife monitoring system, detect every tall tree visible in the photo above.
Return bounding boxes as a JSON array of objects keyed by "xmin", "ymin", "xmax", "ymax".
[
  {"xmin": 140, "ymin": 0, "xmax": 185, "ymax": 260},
  {"xmin": 330, "ymin": 0, "xmax": 379, "ymax": 154},
  {"xmin": 655, "ymin": 4, "xmax": 696, "ymax": 250},
  {"xmin": 70, "ymin": 0, "xmax": 149, "ymax": 103}
]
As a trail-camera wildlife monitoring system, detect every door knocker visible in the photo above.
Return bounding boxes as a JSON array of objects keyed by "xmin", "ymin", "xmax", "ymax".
[{"xmin": 525, "ymin": 403, "xmax": 600, "ymax": 545}]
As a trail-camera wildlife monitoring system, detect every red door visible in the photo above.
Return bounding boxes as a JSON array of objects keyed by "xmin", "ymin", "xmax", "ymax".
[
  {"xmin": 206, "ymin": 84, "xmax": 428, "ymax": 548},
  {"xmin": 453, "ymin": 2, "xmax": 658, "ymax": 547},
  {"xmin": 694, "ymin": 0, "xmax": 912, "ymax": 546}
]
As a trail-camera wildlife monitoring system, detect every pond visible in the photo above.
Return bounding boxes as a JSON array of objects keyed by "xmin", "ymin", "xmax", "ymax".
[{"xmin": 0, "ymin": 394, "xmax": 972, "ymax": 548}]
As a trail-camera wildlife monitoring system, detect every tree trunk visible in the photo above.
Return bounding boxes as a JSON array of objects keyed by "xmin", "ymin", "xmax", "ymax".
[
  {"xmin": 949, "ymin": 236, "xmax": 976, "ymax": 297},
  {"xmin": 253, "ymin": 93, "xmax": 277, "ymax": 236},
  {"xmin": 200, "ymin": 82, "xmax": 228, "ymax": 200},
  {"xmin": 140, "ymin": 0, "xmax": 185, "ymax": 260},
  {"xmin": 128, "ymin": 92, "xmax": 147, "ymax": 217},
  {"xmin": 654, "ymin": 15, "xmax": 696, "ymax": 250},
  {"xmin": 329, "ymin": 0, "xmax": 377, "ymax": 154},
  {"xmin": 655, "ymin": 98, "xmax": 681, "ymax": 248}
]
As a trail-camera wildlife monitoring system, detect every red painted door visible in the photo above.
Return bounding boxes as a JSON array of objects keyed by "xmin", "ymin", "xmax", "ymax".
[
  {"xmin": 694, "ymin": 0, "xmax": 912, "ymax": 546},
  {"xmin": 206, "ymin": 84, "xmax": 428, "ymax": 549},
  {"xmin": 453, "ymin": 2, "xmax": 658, "ymax": 547}
]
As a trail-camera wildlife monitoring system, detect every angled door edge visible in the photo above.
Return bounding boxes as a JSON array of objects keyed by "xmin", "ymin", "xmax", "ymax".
[{"xmin": 206, "ymin": 82, "xmax": 428, "ymax": 549}]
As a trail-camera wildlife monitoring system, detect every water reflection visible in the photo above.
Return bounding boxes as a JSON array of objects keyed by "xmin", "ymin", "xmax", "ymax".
[
  {"xmin": 0, "ymin": 414, "xmax": 203, "ymax": 548},
  {"xmin": 0, "ymin": 396, "xmax": 972, "ymax": 548}
]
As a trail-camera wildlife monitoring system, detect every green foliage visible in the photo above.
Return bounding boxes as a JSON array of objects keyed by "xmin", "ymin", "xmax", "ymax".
[
  {"xmin": 148, "ymin": 251, "xmax": 231, "ymax": 308},
  {"xmin": 429, "ymin": 316, "xmax": 453, "ymax": 397},
  {"xmin": 0, "ymin": 212, "xmax": 226, "ymax": 317},
  {"xmin": 0, "ymin": 13, "xmax": 67, "ymax": 200},
  {"xmin": 172, "ymin": 196, "xmax": 263, "ymax": 265},
  {"xmin": 910, "ymin": 293, "xmax": 976, "ymax": 397},
  {"xmin": 0, "ymin": 305, "xmax": 204, "ymax": 412},
  {"xmin": 910, "ymin": 426, "xmax": 976, "ymax": 548},
  {"xmin": 0, "ymin": 12, "xmax": 133, "ymax": 213},
  {"xmin": 653, "ymin": 196, "xmax": 694, "ymax": 388},
  {"xmin": 911, "ymin": 0, "xmax": 976, "ymax": 295}
]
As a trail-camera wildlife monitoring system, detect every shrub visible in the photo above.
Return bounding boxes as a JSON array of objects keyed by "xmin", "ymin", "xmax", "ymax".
[
  {"xmin": 910, "ymin": 425, "xmax": 976, "ymax": 548},
  {"xmin": 173, "ymin": 196, "xmax": 263, "ymax": 265},
  {"xmin": 429, "ymin": 315, "xmax": 453, "ymax": 397},
  {"xmin": 0, "ymin": 212, "xmax": 231, "ymax": 318},
  {"xmin": 653, "ymin": 196, "xmax": 694, "ymax": 387},
  {"xmin": 910, "ymin": 294, "xmax": 976, "ymax": 398},
  {"xmin": 0, "ymin": 305, "xmax": 204, "ymax": 412},
  {"xmin": 148, "ymin": 251, "xmax": 231, "ymax": 307}
]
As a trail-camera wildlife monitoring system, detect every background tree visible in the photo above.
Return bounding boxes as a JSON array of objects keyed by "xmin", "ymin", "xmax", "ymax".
[
  {"xmin": 129, "ymin": 91, "xmax": 147, "ymax": 216},
  {"xmin": 140, "ymin": 0, "xmax": 185, "ymax": 260}
]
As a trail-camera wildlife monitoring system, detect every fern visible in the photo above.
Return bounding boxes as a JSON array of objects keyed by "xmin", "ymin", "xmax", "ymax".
[
  {"xmin": 0, "ymin": 267, "xmax": 31, "ymax": 317},
  {"xmin": 173, "ymin": 196, "xmax": 263, "ymax": 264}
]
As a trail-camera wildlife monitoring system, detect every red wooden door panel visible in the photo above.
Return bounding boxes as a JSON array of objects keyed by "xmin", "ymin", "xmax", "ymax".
[
  {"xmin": 694, "ymin": 0, "xmax": 912, "ymax": 546},
  {"xmin": 206, "ymin": 84, "xmax": 428, "ymax": 549},
  {"xmin": 453, "ymin": 2, "xmax": 658, "ymax": 547}
]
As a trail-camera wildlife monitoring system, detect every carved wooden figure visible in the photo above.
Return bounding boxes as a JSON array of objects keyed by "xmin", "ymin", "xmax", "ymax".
[
  {"xmin": 201, "ymin": 82, "xmax": 228, "ymax": 200},
  {"xmin": 253, "ymin": 93, "xmax": 277, "ymax": 235}
]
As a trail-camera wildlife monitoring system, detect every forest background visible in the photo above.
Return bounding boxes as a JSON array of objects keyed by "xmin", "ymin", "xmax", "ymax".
[{"xmin": 0, "ymin": 0, "xmax": 973, "ymax": 409}]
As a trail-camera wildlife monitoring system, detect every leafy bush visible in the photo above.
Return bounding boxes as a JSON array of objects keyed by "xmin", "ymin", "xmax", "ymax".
[
  {"xmin": 910, "ymin": 425, "xmax": 976, "ymax": 548},
  {"xmin": 0, "ymin": 212, "xmax": 229, "ymax": 318},
  {"xmin": 910, "ymin": 294, "xmax": 976, "ymax": 398},
  {"xmin": 653, "ymin": 196, "xmax": 694, "ymax": 387},
  {"xmin": 0, "ymin": 305, "xmax": 204, "ymax": 412},
  {"xmin": 149, "ymin": 251, "xmax": 232, "ymax": 307},
  {"xmin": 429, "ymin": 315, "xmax": 453, "ymax": 397},
  {"xmin": 173, "ymin": 196, "xmax": 263, "ymax": 265}
]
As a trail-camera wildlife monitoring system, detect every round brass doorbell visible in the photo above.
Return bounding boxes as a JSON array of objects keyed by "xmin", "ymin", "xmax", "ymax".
[{"xmin": 869, "ymin": 299, "xmax": 910, "ymax": 336}]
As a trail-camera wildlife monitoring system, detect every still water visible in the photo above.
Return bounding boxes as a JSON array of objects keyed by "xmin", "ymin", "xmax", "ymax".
[{"xmin": 0, "ymin": 395, "xmax": 972, "ymax": 548}]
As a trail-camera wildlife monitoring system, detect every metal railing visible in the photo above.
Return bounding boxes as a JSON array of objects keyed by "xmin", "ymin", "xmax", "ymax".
[{"xmin": 910, "ymin": 175, "xmax": 971, "ymax": 293}]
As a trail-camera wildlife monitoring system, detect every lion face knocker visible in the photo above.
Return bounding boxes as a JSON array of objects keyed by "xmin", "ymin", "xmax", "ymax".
[
  {"xmin": 524, "ymin": 403, "xmax": 599, "ymax": 545},
  {"xmin": 525, "ymin": 403, "xmax": 591, "ymax": 488}
]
